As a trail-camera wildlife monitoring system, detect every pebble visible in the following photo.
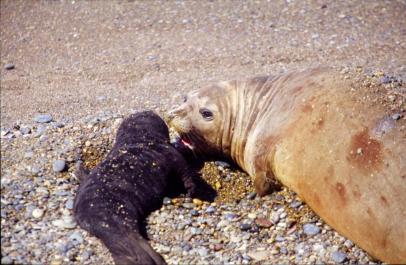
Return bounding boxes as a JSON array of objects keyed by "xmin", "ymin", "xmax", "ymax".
[
  {"xmin": 271, "ymin": 212, "xmax": 280, "ymax": 224},
  {"xmin": 392, "ymin": 113, "xmax": 401, "ymax": 120},
  {"xmin": 192, "ymin": 198, "xmax": 203, "ymax": 206},
  {"xmin": 380, "ymin": 75, "xmax": 391, "ymax": 84},
  {"xmin": 205, "ymin": 206, "xmax": 216, "ymax": 213},
  {"xmin": 331, "ymin": 251, "xmax": 347, "ymax": 263},
  {"xmin": 182, "ymin": 203, "xmax": 195, "ymax": 209},
  {"xmin": 32, "ymin": 208, "xmax": 44, "ymax": 219},
  {"xmin": 81, "ymin": 250, "xmax": 92, "ymax": 261},
  {"xmin": 240, "ymin": 223, "xmax": 251, "ymax": 231},
  {"xmin": 197, "ymin": 247, "xmax": 208, "ymax": 256},
  {"xmin": 248, "ymin": 213, "xmax": 257, "ymax": 219},
  {"xmin": 34, "ymin": 114, "xmax": 53, "ymax": 123},
  {"xmin": 1, "ymin": 256, "xmax": 13, "ymax": 264},
  {"xmin": 53, "ymin": 160, "xmax": 66, "ymax": 172},
  {"xmin": 163, "ymin": 197, "xmax": 172, "ymax": 205},
  {"xmin": 52, "ymin": 216, "xmax": 77, "ymax": 229},
  {"xmin": 20, "ymin": 127, "xmax": 31, "ymax": 135},
  {"xmin": 255, "ymin": 217, "xmax": 273, "ymax": 228},
  {"xmin": 247, "ymin": 192, "xmax": 256, "ymax": 200},
  {"xmin": 303, "ymin": 223, "xmax": 321, "ymax": 236},
  {"xmin": 290, "ymin": 200, "xmax": 302, "ymax": 208},
  {"xmin": 4, "ymin": 63, "xmax": 15, "ymax": 70},
  {"xmin": 69, "ymin": 232, "xmax": 83, "ymax": 244},
  {"xmin": 388, "ymin": 95, "xmax": 396, "ymax": 102},
  {"xmin": 214, "ymin": 161, "xmax": 230, "ymax": 168},
  {"xmin": 248, "ymin": 250, "xmax": 268, "ymax": 261},
  {"xmin": 65, "ymin": 199, "xmax": 74, "ymax": 210}
]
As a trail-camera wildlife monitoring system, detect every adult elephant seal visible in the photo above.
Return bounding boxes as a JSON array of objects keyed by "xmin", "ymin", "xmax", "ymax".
[{"xmin": 168, "ymin": 68, "xmax": 406, "ymax": 263}]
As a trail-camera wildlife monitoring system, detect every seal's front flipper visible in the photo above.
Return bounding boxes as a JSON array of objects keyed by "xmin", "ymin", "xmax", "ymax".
[{"xmin": 254, "ymin": 172, "xmax": 281, "ymax": 197}]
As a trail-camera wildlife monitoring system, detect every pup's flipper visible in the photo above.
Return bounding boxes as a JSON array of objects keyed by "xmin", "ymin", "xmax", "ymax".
[
  {"xmin": 105, "ymin": 231, "xmax": 166, "ymax": 265},
  {"xmin": 74, "ymin": 162, "xmax": 90, "ymax": 182}
]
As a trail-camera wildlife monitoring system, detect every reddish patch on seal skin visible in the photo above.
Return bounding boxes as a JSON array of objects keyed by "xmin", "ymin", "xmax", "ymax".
[
  {"xmin": 335, "ymin": 182, "xmax": 346, "ymax": 204},
  {"xmin": 292, "ymin": 85, "xmax": 304, "ymax": 95},
  {"xmin": 302, "ymin": 104, "xmax": 313, "ymax": 113},
  {"xmin": 380, "ymin": 195, "xmax": 389, "ymax": 207},
  {"xmin": 352, "ymin": 186, "xmax": 361, "ymax": 199},
  {"xmin": 348, "ymin": 128, "xmax": 383, "ymax": 173}
]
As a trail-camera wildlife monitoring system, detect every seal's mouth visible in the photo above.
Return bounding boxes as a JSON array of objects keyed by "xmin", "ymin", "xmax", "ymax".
[{"xmin": 181, "ymin": 137, "xmax": 194, "ymax": 150}]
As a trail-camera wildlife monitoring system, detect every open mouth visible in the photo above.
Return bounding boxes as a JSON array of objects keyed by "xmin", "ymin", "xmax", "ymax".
[{"xmin": 181, "ymin": 137, "xmax": 194, "ymax": 150}]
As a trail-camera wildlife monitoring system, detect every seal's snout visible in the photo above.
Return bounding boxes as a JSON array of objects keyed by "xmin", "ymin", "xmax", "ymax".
[{"xmin": 167, "ymin": 106, "xmax": 186, "ymax": 122}]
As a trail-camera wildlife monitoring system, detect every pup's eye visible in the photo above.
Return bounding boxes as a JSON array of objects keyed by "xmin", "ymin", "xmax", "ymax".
[{"xmin": 199, "ymin": 108, "xmax": 214, "ymax": 120}]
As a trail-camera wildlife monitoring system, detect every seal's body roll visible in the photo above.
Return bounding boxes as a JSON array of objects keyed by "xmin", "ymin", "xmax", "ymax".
[
  {"xmin": 168, "ymin": 68, "xmax": 406, "ymax": 263},
  {"xmin": 74, "ymin": 111, "xmax": 198, "ymax": 265}
]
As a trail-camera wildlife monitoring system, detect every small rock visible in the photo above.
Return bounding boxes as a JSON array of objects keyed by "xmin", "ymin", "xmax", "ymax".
[
  {"xmin": 34, "ymin": 114, "xmax": 53, "ymax": 123},
  {"xmin": 182, "ymin": 203, "xmax": 195, "ymax": 209},
  {"xmin": 1, "ymin": 256, "xmax": 13, "ymax": 264},
  {"xmin": 65, "ymin": 199, "xmax": 74, "ymax": 210},
  {"xmin": 270, "ymin": 212, "xmax": 280, "ymax": 224},
  {"xmin": 69, "ymin": 232, "xmax": 84, "ymax": 244},
  {"xmin": 255, "ymin": 217, "xmax": 273, "ymax": 228},
  {"xmin": 190, "ymin": 209, "xmax": 199, "ymax": 216},
  {"xmin": 331, "ymin": 251, "xmax": 347, "ymax": 263},
  {"xmin": 392, "ymin": 113, "xmax": 401, "ymax": 120},
  {"xmin": 224, "ymin": 213, "xmax": 237, "ymax": 220},
  {"xmin": 163, "ymin": 197, "xmax": 171, "ymax": 205},
  {"xmin": 240, "ymin": 223, "xmax": 251, "ymax": 231},
  {"xmin": 247, "ymin": 250, "xmax": 268, "ymax": 261},
  {"xmin": 32, "ymin": 208, "xmax": 44, "ymax": 219},
  {"xmin": 344, "ymin": 240, "xmax": 354, "ymax": 249},
  {"xmin": 388, "ymin": 95, "xmax": 396, "ymax": 102},
  {"xmin": 380, "ymin": 76, "xmax": 391, "ymax": 84},
  {"xmin": 197, "ymin": 247, "xmax": 208, "ymax": 256},
  {"xmin": 275, "ymin": 235, "xmax": 285, "ymax": 242},
  {"xmin": 53, "ymin": 160, "xmax": 66, "ymax": 172},
  {"xmin": 248, "ymin": 213, "xmax": 257, "ymax": 219},
  {"xmin": 213, "ymin": 243, "xmax": 223, "ymax": 251},
  {"xmin": 205, "ymin": 206, "xmax": 216, "ymax": 213},
  {"xmin": 247, "ymin": 192, "xmax": 256, "ymax": 200},
  {"xmin": 81, "ymin": 250, "xmax": 92, "ymax": 261},
  {"xmin": 214, "ymin": 161, "xmax": 230, "ymax": 168},
  {"xmin": 20, "ymin": 127, "xmax": 31, "ymax": 135},
  {"xmin": 4, "ymin": 63, "xmax": 15, "ymax": 70},
  {"xmin": 63, "ymin": 215, "xmax": 77, "ymax": 229},
  {"xmin": 192, "ymin": 198, "xmax": 203, "ymax": 206},
  {"xmin": 290, "ymin": 200, "xmax": 302, "ymax": 208},
  {"xmin": 303, "ymin": 223, "xmax": 321, "ymax": 236}
]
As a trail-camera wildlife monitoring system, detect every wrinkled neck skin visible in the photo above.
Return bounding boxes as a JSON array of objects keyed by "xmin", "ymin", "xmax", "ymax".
[{"xmin": 214, "ymin": 77, "xmax": 276, "ymax": 176}]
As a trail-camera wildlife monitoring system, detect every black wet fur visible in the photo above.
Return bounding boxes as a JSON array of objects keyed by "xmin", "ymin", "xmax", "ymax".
[{"xmin": 74, "ymin": 111, "xmax": 211, "ymax": 265}]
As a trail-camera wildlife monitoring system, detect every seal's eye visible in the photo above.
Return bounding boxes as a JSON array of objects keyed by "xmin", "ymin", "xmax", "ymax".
[{"xmin": 199, "ymin": 108, "xmax": 214, "ymax": 120}]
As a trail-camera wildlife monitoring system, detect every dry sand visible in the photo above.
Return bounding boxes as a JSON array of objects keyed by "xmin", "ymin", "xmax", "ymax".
[{"xmin": 1, "ymin": 0, "xmax": 405, "ymax": 127}]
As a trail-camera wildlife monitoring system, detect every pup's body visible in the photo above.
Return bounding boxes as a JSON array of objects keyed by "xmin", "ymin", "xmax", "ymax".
[{"xmin": 74, "ymin": 111, "xmax": 198, "ymax": 265}]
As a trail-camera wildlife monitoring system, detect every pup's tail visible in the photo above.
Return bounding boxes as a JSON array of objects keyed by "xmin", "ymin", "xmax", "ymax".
[{"xmin": 103, "ymin": 231, "xmax": 166, "ymax": 265}]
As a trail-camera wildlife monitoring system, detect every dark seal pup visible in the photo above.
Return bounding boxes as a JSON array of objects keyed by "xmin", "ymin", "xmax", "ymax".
[{"xmin": 74, "ymin": 111, "xmax": 199, "ymax": 265}]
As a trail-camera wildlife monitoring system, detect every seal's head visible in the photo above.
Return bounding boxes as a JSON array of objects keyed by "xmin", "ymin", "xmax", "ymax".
[{"xmin": 168, "ymin": 83, "xmax": 232, "ymax": 158}]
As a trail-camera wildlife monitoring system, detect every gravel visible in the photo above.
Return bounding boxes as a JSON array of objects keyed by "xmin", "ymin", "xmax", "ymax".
[{"xmin": 1, "ymin": 0, "xmax": 405, "ymax": 264}]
